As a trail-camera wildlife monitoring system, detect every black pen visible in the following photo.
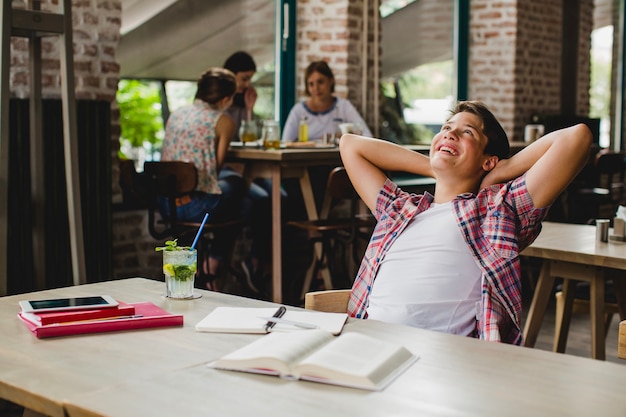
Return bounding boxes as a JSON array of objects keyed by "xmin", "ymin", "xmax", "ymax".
[{"xmin": 264, "ymin": 305, "xmax": 286, "ymax": 332}]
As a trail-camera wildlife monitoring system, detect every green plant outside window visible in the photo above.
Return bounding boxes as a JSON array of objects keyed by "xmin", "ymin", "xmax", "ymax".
[{"xmin": 117, "ymin": 79, "xmax": 165, "ymax": 162}]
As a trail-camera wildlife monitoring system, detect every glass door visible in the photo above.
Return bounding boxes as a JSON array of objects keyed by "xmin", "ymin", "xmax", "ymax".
[{"xmin": 276, "ymin": 0, "xmax": 297, "ymax": 128}]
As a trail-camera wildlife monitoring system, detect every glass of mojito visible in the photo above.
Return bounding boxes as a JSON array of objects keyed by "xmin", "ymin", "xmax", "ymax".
[{"xmin": 162, "ymin": 248, "xmax": 197, "ymax": 299}]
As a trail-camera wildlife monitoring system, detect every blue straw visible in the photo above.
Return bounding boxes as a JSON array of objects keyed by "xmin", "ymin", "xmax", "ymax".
[{"xmin": 190, "ymin": 213, "xmax": 209, "ymax": 250}]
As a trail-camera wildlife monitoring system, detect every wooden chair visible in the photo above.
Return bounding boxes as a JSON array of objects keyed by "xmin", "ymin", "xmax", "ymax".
[
  {"xmin": 553, "ymin": 280, "xmax": 619, "ymax": 353},
  {"xmin": 304, "ymin": 289, "xmax": 351, "ymax": 313},
  {"xmin": 287, "ymin": 167, "xmax": 375, "ymax": 301},
  {"xmin": 142, "ymin": 161, "xmax": 245, "ymax": 289},
  {"xmin": 567, "ymin": 149, "xmax": 626, "ymax": 223},
  {"xmin": 617, "ymin": 320, "xmax": 626, "ymax": 359}
]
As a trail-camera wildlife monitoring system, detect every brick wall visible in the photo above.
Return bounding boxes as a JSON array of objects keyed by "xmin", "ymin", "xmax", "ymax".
[
  {"xmin": 297, "ymin": 0, "xmax": 595, "ymax": 142},
  {"xmin": 111, "ymin": 209, "xmax": 162, "ymax": 281},
  {"xmin": 469, "ymin": 0, "xmax": 516, "ymax": 135},
  {"xmin": 469, "ymin": 0, "xmax": 593, "ymax": 141},
  {"xmin": 513, "ymin": 0, "xmax": 563, "ymax": 139},
  {"xmin": 8, "ymin": 0, "xmax": 142, "ymax": 281},
  {"xmin": 296, "ymin": 0, "xmax": 381, "ymax": 134},
  {"xmin": 9, "ymin": 0, "xmax": 120, "ymax": 100},
  {"xmin": 578, "ymin": 0, "xmax": 593, "ymax": 116},
  {"xmin": 10, "ymin": 0, "xmax": 124, "ymax": 204}
]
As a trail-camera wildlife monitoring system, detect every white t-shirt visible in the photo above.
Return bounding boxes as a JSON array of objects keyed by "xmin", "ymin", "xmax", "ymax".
[{"xmin": 367, "ymin": 202, "xmax": 481, "ymax": 335}]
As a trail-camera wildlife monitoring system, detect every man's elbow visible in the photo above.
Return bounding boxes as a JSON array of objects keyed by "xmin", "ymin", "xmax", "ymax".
[
  {"xmin": 572, "ymin": 123, "xmax": 593, "ymax": 148},
  {"xmin": 568, "ymin": 124, "xmax": 594, "ymax": 171},
  {"xmin": 339, "ymin": 133, "xmax": 358, "ymax": 157}
]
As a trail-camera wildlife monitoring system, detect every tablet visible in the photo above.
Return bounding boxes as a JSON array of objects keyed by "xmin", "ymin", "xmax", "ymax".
[{"xmin": 19, "ymin": 295, "xmax": 119, "ymax": 313}]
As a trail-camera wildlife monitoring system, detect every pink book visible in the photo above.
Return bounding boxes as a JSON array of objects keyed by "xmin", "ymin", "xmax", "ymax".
[{"xmin": 18, "ymin": 302, "xmax": 183, "ymax": 338}]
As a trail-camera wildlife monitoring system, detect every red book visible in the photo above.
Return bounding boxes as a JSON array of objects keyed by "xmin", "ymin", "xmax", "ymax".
[
  {"xmin": 18, "ymin": 302, "xmax": 183, "ymax": 339},
  {"xmin": 20, "ymin": 302, "xmax": 136, "ymax": 326}
]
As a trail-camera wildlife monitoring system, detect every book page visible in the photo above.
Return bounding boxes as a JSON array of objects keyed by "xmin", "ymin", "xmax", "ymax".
[
  {"xmin": 294, "ymin": 332, "xmax": 417, "ymax": 390},
  {"xmin": 210, "ymin": 330, "xmax": 335, "ymax": 375}
]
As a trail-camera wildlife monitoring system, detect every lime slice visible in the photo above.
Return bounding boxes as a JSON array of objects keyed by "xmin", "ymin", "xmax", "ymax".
[{"xmin": 163, "ymin": 263, "xmax": 175, "ymax": 276}]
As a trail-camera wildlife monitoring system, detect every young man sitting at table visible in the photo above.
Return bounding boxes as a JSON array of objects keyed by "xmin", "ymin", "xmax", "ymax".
[{"xmin": 339, "ymin": 101, "xmax": 592, "ymax": 344}]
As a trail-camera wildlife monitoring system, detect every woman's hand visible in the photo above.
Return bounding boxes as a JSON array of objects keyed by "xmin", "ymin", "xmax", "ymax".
[{"xmin": 244, "ymin": 86, "xmax": 257, "ymax": 114}]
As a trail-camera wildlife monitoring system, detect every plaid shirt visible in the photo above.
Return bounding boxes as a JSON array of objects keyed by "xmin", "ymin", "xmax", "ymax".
[{"xmin": 347, "ymin": 174, "xmax": 548, "ymax": 344}]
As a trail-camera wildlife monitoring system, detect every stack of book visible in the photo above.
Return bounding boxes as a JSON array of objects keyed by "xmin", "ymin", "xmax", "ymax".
[{"xmin": 18, "ymin": 301, "xmax": 183, "ymax": 338}]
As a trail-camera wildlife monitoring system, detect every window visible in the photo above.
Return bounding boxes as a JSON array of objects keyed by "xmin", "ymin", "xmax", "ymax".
[
  {"xmin": 379, "ymin": 0, "xmax": 458, "ymax": 144},
  {"xmin": 116, "ymin": 79, "xmax": 164, "ymax": 168},
  {"xmin": 590, "ymin": 25, "xmax": 613, "ymax": 148}
]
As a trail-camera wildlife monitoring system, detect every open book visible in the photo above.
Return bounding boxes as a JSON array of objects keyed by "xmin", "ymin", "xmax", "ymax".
[
  {"xmin": 208, "ymin": 329, "xmax": 418, "ymax": 391},
  {"xmin": 195, "ymin": 306, "xmax": 348, "ymax": 335}
]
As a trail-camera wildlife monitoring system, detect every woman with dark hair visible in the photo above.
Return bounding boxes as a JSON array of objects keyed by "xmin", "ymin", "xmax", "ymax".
[
  {"xmin": 223, "ymin": 51, "xmax": 258, "ymax": 140},
  {"xmin": 222, "ymin": 51, "xmax": 281, "ymax": 293},
  {"xmin": 281, "ymin": 60, "xmax": 372, "ymax": 142},
  {"xmin": 161, "ymin": 67, "xmax": 246, "ymax": 290}
]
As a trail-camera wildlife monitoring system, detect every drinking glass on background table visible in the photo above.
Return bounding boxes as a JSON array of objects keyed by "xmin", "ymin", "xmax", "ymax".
[
  {"xmin": 338, "ymin": 122, "xmax": 363, "ymax": 136},
  {"xmin": 262, "ymin": 119, "xmax": 281, "ymax": 150},
  {"xmin": 163, "ymin": 249, "xmax": 197, "ymax": 298},
  {"xmin": 240, "ymin": 119, "xmax": 259, "ymax": 145},
  {"xmin": 338, "ymin": 122, "xmax": 354, "ymax": 135}
]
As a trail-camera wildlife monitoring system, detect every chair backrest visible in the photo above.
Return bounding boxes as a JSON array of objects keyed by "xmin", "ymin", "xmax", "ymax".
[
  {"xmin": 594, "ymin": 150, "xmax": 625, "ymax": 203},
  {"xmin": 143, "ymin": 161, "xmax": 198, "ymax": 197},
  {"xmin": 319, "ymin": 166, "xmax": 361, "ymax": 219},
  {"xmin": 304, "ymin": 289, "xmax": 351, "ymax": 313},
  {"xmin": 142, "ymin": 161, "xmax": 199, "ymax": 239}
]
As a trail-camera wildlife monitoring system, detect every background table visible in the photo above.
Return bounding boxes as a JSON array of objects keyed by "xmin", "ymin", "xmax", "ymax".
[
  {"xmin": 227, "ymin": 146, "xmax": 342, "ymax": 303},
  {"xmin": 522, "ymin": 221, "xmax": 626, "ymax": 360},
  {"xmin": 225, "ymin": 142, "xmax": 529, "ymax": 303},
  {"xmin": 1, "ymin": 278, "xmax": 625, "ymax": 417}
]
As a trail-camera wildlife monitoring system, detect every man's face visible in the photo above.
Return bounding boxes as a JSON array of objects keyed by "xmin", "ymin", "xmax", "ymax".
[
  {"xmin": 235, "ymin": 70, "xmax": 255, "ymax": 93},
  {"xmin": 429, "ymin": 111, "xmax": 493, "ymax": 178}
]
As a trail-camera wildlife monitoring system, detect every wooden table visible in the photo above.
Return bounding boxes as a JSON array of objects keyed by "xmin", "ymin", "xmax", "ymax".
[
  {"xmin": 226, "ymin": 146, "xmax": 342, "ymax": 303},
  {"xmin": 1, "ymin": 278, "xmax": 626, "ymax": 417},
  {"xmin": 522, "ymin": 221, "xmax": 626, "ymax": 360}
]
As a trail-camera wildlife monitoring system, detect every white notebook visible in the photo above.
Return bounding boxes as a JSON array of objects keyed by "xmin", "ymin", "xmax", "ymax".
[{"xmin": 195, "ymin": 307, "xmax": 348, "ymax": 335}]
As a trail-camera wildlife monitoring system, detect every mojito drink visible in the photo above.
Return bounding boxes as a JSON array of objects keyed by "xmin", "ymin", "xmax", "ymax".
[{"xmin": 163, "ymin": 249, "xmax": 197, "ymax": 299}]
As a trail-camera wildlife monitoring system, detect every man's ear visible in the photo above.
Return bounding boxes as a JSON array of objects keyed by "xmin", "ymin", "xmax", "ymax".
[{"xmin": 482, "ymin": 155, "xmax": 499, "ymax": 172}]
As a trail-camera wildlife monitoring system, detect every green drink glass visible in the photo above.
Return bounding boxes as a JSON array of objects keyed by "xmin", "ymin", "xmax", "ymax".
[{"xmin": 162, "ymin": 249, "xmax": 197, "ymax": 299}]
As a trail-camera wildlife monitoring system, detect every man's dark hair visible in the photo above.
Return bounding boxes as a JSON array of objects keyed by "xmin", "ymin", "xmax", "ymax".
[
  {"xmin": 450, "ymin": 101, "xmax": 510, "ymax": 160},
  {"xmin": 223, "ymin": 51, "xmax": 256, "ymax": 74}
]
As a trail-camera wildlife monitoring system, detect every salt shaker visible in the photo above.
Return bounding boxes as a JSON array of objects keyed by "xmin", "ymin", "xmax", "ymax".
[{"xmin": 596, "ymin": 219, "xmax": 609, "ymax": 243}]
